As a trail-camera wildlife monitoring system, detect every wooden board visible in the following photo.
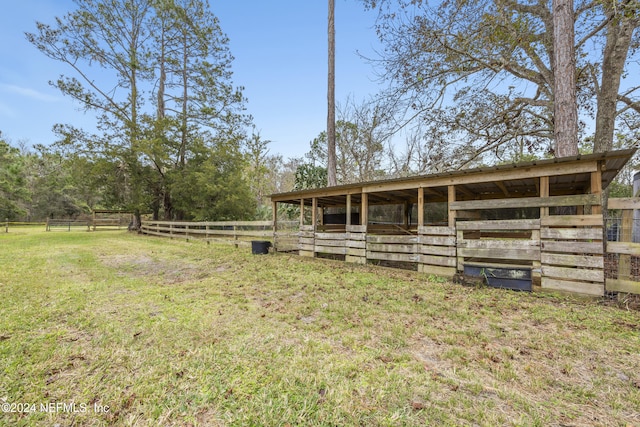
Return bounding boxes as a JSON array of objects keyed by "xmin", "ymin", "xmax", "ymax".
[
  {"xmin": 540, "ymin": 215, "xmax": 603, "ymax": 227},
  {"xmin": 607, "ymin": 198, "xmax": 640, "ymax": 210},
  {"xmin": 457, "ymin": 248, "xmax": 540, "ymax": 261},
  {"xmin": 606, "ymin": 241, "xmax": 640, "ymax": 256},
  {"xmin": 456, "ymin": 219, "xmax": 540, "ymax": 230},
  {"xmin": 315, "ymin": 232, "xmax": 347, "ymax": 240},
  {"xmin": 541, "ymin": 228, "xmax": 603, "ymax": 240},
  {"xmin": 420, "ymin": 245, "xmax": 457, "ymax": 257},
  {"xmin": 541, "ymin": 277, "xmax": 604, "ymax": 296},
  {"xmin": 541, "ymin": 241, "xmax": 603, "ymax": 254},
  {"xmin": 541, "ymin": 266, "xmax": 604, "ymax": 283},
  {"xmin": 459, "ymin": 240, "xmax": 539, "ymax": 250},
  {"xmin": 606, "ymin": 278, "xmax": 640, "ymax": 294},
  {"xmin": 418, "ymin": 235, "xmax": 456, "ymax": 246},
  {"xmin": 314, "ymin": 245, "xmax": 347, "ymax": 255},
  {"xmin": 313, "ymin": 239, "xmax": 345, "ymax": 247},
  {"xmin": 419, "ymin": 254, "xmax": 457, "ymax": 267},
  {"xmin": 367, "ymin": 243, "xmax": 417, "ymax": 254},
  {"xmin": 450, "ymin": 194, "xmax": 600, "ymax": 211},
  {"xmin": 346, "ymin": 240, "xmax": 366, "ymax": 249},
  {"xmin": 346, "ymin": 248, "xmax": 366, "ymax": 257},
  {"xmin": 417, "ymin": 226, "xmax": 455, "ymax": 235},
  {"xmin": 366, "ymin": 251, "xmax": 417, "ymax": 263},
  {"xmin": 540, "ymin": 253, "xmax": 604, "ymax": 269},
  {"xmin": 367, "ymin": 235, "xmax": 418, "ymax": 244},
  {"xmin": 346, "ymin": 232, "xmax": 366, "ymax": 241}
]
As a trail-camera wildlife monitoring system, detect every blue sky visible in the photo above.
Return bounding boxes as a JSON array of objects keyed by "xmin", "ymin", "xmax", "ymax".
[{"xmin": 0, "ymin": 0, "xmax": 382, "ymax": 159}]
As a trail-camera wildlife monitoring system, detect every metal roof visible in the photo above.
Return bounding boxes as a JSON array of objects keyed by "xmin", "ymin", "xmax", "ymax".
[{"xmin": 270, "ymin": 148, "xmax": 637, "ymax": 207}]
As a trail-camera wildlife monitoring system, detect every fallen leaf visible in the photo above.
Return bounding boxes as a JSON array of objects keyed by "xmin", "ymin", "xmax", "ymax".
[{"xmin": 411, "ymin": 400, "xmax": 427, "ymax": 410}]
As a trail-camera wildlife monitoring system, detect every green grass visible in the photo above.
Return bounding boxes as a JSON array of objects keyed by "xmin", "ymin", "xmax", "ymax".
[{"xmin": 1, "ymin": 228, "xmax": 639, "ymax": 426}]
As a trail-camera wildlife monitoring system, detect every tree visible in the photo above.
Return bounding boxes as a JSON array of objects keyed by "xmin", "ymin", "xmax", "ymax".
[
  {"xmin": 147, "ymin": 0, "xmax": 249, "ymax": 220},
  {"xmin": 362, "ymin": 0, "xmax": 640, "ymax": 166},
  {"xmin": 553, "ymin": 0, "xmax": 579, "ymax": 157},
  {"xmin": 327, "ymin": 0, "xmax": 337, "ymax": 186},
  {"xmin": 27, "ymin": 0, "xmax": 252, "ymax": 222},
  {"xmin": 0, "ymin": 135, "xmax": 28, "ymax": 220},
  {"xmin": 27, "ymin": 0, "xmax": 154, "ymax": 226},
  {"xmin": 306, "ymin": 98, "xmax": 388, "ymax": 184}
]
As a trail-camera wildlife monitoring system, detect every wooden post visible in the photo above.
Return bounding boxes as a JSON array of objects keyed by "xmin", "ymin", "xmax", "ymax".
[
  {"xmin": 234, "ymin": 224, "xmax": 238, "ymax": 248},
  {"xmin": 591, "ymin": 168, "xmax": 602, "ymax": 215},
  {"xmin": 92, "ymin": 210, "xmax": 96, "ymax": 231},
  {"xmin": 5, "ymin": 218, "xmax": 8, "ymax": 233},
  {"xmin": 620, "ymin": 209, "xmax": 633, "ymax": 280},
  {"xmin": 418, "ymin": 188, "xmax": 424, "ymax": 228},
  {"xmin": 272, "ymin": 201, "xmax": 278, "ymax": 252},
  {"xmin": 448, "ymin": 185, "xmax": 456, "ymax": 228},
  {"xmin": 449, "ymin": 185, "xmax": 462, "ymax": 272},
  {"xmin": 312, "ymin": 198, "xmax": 318, "ymax": 231},
  {"xmin": 300, "ymin": 199, "xmax": 305, "ymax": 227},
  {"xmin": 346, "ymin": 194, "xmax": 352, "ymax": 227},
  {"xmin": 361, "ymin": 193, "xmax": 368, "ymax": 227},
  {"xmin": 540, "ymin": 176, "xmax": 550, "ymax": 217}
]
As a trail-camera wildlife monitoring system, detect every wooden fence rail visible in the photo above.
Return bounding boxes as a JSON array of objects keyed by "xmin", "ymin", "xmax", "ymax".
[
  {"xmin": 46, "ymin": 219, "xmax": 91, "ymax": 232},
  {"xmin": 140, "ymin": 220, "xmax": 297, "ymax": 247}
]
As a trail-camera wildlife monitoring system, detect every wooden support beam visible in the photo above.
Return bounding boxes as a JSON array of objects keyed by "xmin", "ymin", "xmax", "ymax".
[
  {"xmin": 346, "ymin": 194, "xmax": 352, "ymax": 226},
  {"xmin": 300, "ymin": 199, "xmax": 304, "ymax": 227},
  {"xmin": 456, "ymin": 185, "xmax": 475, "ymax": 199},
  {"xmin": 418, "ymin": 187, "xmax": 424, "ymax": 228},
  {"xmin": 495, "ymin": 181, "xmax": 509, "ymax": 197},
  {"xmin": 448, "ymin": 185, "xmax": 456, "ymax": 228},
  {"xmin": 272, "ymin": 201, "xmax": 278, "ymax": 233},
  {"xmin": 608, "ymin": 198, "xmax": 640, "ymax": 210},
  {"xmin": 540, "ymin": 176, "xmax": 549, "ymax": 217},
  {"xmin": 312, "ymin": 197, "xmax": 318, "ymax": 230},
  {"xmin": 361, "ymin": 193, "xmax": 369, "ymax": 226},
  {"xmin": 591, "ymin": 167, "xmax": 602, "ymax": 214}
]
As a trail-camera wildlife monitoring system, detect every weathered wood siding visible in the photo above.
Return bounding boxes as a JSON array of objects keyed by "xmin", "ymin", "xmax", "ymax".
[
  {"xmin": 418, "ymin": 226, "xmax": 457, "ymax": 276},
  {"xmin": 540, "ymin": 215, "xmax": 605, "ymax": 296}
]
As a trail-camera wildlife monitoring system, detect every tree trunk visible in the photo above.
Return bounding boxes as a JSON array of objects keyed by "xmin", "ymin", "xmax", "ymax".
[
  {"xmin": 593, "ymin": 10, "xmax": 637, "ymax": 153},
  {"xmin": 327, "ymin": 0, "xmax": 337, "ymax": 186},
  {"xmin": 552, "ymin": 0, "xmax": 578, "ymax": 158}
]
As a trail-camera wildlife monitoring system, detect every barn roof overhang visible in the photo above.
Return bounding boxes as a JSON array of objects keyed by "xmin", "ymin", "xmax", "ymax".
[{"xmin": 270, "ymin": 148, "xmax": 637, "ymax": 207}]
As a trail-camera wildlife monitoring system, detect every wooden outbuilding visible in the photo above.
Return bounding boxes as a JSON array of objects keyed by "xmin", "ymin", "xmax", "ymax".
[{"xmin": 270, "ymin": 148, "xmax": 639, "ymax": 296}]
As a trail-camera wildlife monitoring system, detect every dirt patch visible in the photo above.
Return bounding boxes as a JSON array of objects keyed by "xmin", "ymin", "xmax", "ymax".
[{"xmin": 100, "ymin": 254, "xmax": 204, "ymax": 284}]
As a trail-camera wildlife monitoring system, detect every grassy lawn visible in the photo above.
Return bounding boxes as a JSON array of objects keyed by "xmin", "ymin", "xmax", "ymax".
[{"xmin": 1, "ymin": 228, "xmax": 639, "ymax": 426}]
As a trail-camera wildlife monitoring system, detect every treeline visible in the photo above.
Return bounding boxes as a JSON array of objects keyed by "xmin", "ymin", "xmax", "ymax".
[{"xmin": 0, "ymin": 131, "xmax": 301, "ymax": 222}]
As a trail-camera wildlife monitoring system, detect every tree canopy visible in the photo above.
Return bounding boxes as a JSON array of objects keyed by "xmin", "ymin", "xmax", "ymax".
[
  {"xmin": 25, "ymin": 0, "xmax": 254, "ymax": 223},
  {"xmin": 362, "ymin": 0, "xmax": 639, "ymax": 168}
]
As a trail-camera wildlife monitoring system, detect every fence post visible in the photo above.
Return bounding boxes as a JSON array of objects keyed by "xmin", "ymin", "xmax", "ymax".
[
  {"xmin": 5, "ymin": 218, "xmax": 8, "ymax": 233},
  {"xmin": 234, "ymin": 224, "xmax": 238, "ymax": 248}
]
